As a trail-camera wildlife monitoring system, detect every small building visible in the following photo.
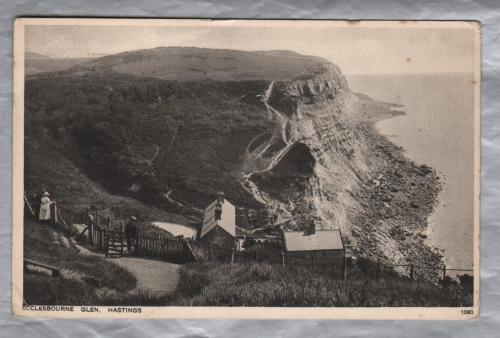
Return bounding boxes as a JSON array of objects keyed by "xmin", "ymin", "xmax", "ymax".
[
  {"xmin": 199, "ymin": 191, "xmax": 236, "ymax": 249},
  {"xmin": 282, "ymin": 228, "xmax": 345, "ymax": 272}
]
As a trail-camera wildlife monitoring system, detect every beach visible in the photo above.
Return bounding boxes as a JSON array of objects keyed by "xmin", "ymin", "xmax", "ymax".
[{"xmin": 348, "ymin": 72, "xmax": 475, "ymax": 270}]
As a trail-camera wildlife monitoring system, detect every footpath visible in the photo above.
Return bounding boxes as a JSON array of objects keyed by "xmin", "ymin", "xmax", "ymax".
[{"xmin": 75, "ymin": 241, "xmax": 180, "ymax": 295}]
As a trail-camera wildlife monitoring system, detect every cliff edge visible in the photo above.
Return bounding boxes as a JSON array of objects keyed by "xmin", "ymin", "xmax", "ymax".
[{"xmin": 247, "ymin": 63, "xmax": 442, "ymax": 274}]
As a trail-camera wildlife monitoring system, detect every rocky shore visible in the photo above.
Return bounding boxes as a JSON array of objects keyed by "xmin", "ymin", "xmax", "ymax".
[
  {"xmin": 243, "ymin": 69, "xmax": 445, "ymax": 281},
  {"xmin": 349, "ymin": 114, "xmax": 443, "ymax": 280}
]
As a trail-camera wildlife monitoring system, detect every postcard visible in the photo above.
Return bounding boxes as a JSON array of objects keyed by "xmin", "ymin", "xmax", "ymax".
[{"xmin": 12, "ymin": 18, "xmax": 480, "ymax": 319}]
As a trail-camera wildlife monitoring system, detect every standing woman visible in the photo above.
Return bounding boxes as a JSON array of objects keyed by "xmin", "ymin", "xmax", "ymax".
[{"xmin": 39, "ymin": 191, "xmax": 54, "ymax": 223}]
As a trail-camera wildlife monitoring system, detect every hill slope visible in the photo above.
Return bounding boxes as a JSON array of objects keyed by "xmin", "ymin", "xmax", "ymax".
[
  {"xmin": 74, "ymin": 47, "xmax": 331, "ymax": 81},
  {"xmin": 23, "ymin": 218, "xmax": 137, "ymax": 305},
  {"xmin": 24, "ymin": 47, "xmax": 442, "ymax": 270},
  {"xmin": 25, "ymin": 52, "xmax": 95, "ymax": 76}
]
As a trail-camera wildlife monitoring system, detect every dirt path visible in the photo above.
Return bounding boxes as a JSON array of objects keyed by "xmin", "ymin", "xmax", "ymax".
[
  {"xmin": 74, "ymin": 243, "xmax": 180, "ymax": 294},
  {"xmin": 113, "ymin": 257, "xmax": 180, "ymax": 295},
  {"xmin": 240, "ymin": 81, "xmax": 296, "ymax": 202},
  {"xmin": 144, "ymin": 144, "xmax": 160, "ymax": 164},
  {"xmin": 164, "ymin": 189, "xmax": 204, "ymax": 213}
]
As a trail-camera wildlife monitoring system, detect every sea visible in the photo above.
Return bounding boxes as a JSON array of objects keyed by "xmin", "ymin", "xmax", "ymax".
[{"xmin": 347, "ymin": 72, "xmax": 475, "ymax": 270}]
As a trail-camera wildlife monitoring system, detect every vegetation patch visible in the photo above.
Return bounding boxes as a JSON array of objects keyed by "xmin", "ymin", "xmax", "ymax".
[
  {"xmin": 164, "ymin": 261, "xmax": 472, "ymax": 307},
  {"xmin": 23, "ymin": 219, "xmax": 137, "ymax": 305}
]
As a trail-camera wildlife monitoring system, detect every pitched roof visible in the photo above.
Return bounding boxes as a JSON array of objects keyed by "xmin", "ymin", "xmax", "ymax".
[
  {"xmin": 200, "ymin": 199, "xmax": 236, "ymax": 238},
  {"xmin": 283, "ymin": 230, "xmax": 343, "ymax": 252}
]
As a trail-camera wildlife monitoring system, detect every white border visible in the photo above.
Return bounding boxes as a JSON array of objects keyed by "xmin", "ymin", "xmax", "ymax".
[{"xmin": 12, "ymin": 18, "xmax": 481, "ymax": 320}]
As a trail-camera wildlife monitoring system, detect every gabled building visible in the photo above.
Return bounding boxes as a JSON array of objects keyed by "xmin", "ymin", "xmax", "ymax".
[
  {"xmin": 199, "ymin": 191, "xmax": 236, "ymax": 249},
  {"xmin": 281, "ymin": 228, "xmax": 345, "ymax": 273}
]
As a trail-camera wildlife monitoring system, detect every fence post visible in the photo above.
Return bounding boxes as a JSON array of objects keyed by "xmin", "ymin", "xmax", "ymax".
[
  {"xmin": 89, "ymin": 222, "xmax": 93, "ymax": 245},
  {"xmin": 98, "ymin": 228, "xmax": 101, "ymax": 251},
  {"xmin": 256, "ymin": 248, "xmax": 259, "ymax": 262},
  {"xmin": 376, "ymin": 257, "xmax": 380, "ymax": 281},
  {"xmin": 231, "ymin": 248, "xmax": 235, "ymax": 265},
  {"xmin": 342, "ymin": 253, "xmax": 347, "ymax": 280},
  {"xmin": 52, "ymin": 202, "xmax": 58, "ymax": 225},
  {"xmin": 120, "ymin": 232, "xmax": 124, "ymax": 256},
  {"xmin": 103, "ymin": 228, "xmax": 107, "ymax": 253},
  {"xmin": 410, "ymin": 264, "xmax": 414, "ymax": 282},
  {"xmin": 442, "ymin": 264, "xmax": 446, "ymax": 280},
  {"xmin": 281, "ymin": 251, "xmax": 285, "ymax": 267}
]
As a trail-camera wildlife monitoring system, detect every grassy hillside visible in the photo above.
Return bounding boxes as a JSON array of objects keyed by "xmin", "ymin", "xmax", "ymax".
[
  {"xmin": 77, "ymin": 47, "xmax": 330, "ymax": 81},
  {"xmin": 23, "ymin": 219, "xmax": 137, "ymax": 305},
  {"xmin": 23, "ymin": 47, "xmax": 346, "ymax": 219},
  {"xmin": 25, "ymin": 71, "xmax": 270, "ymax": 212},
  {"xmin": 25, "ymin": 127, "xmax": 190, "ymax": 224},
  {"xmin": 165, "ymin": 261, "xmax": 472, "ymax": 307},
  {"xmin": 25, "ymin": 54, "xmax": 95, "ymax": 76}
]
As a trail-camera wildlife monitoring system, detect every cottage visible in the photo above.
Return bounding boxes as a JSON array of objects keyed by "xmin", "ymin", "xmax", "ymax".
[
  {"xmin": 282, "ymin": 228, "xmax": 345, "ymax": 272},
  {"xmin": 199, "ymin": 192, "xmax": 236, "ymax": 249}
]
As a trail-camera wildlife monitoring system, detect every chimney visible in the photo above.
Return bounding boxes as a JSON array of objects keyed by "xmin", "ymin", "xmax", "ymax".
[{"xmin": 217, "ymin": 191, "xmax": 225, "ymax": 204}]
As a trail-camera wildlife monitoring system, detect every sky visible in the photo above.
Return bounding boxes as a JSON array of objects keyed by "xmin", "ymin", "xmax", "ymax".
[{"xmin": 25, "ymin": 21, "xmax": 477, "ymax": 74}]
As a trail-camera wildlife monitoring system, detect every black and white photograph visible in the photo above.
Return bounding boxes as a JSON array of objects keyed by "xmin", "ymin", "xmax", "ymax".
[{"xmin": 12, "ymin": 19, "xmax": 480, "ymax": 319}]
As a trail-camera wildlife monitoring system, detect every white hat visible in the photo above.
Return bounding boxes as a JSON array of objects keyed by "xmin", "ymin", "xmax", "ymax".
[
  {"xmin": 131, "ymin": 215, "xmax": 137, "ymax": 220},
  {"xmin": 42, "ymin": 192, "xmax": 50, "ymax": 197}
]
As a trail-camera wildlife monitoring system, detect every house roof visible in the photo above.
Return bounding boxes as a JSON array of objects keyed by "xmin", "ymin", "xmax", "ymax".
[
  {"xmin": 200, "ymin": 199, "xmax": 236, "ymax": 238},
  {"xmin": 283, "ymin": 230, "xmax": 343, "ymax": 252}
]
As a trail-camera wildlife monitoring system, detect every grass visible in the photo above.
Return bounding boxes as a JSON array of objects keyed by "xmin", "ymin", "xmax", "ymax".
[
  {"xmin": 164, "ymin": 261, "xmax": 473, "ymax": 307},
  {"xmin": 22, "ymin": 217, "xmax": 473, "ymax": 307},
  {"xmin": 23, "ymin": 218, "xmax": 137, "ymax": 305}
]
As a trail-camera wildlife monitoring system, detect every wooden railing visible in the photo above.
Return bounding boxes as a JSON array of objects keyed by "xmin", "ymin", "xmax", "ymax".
[
  {"xmin": 210, "ymin": 244, "xmax": 474, "ymax": 286},
  {"xmin": 105, "ymin": 230, "xmax": 125, "ymax": 258},
  {"xmin": 211, "ymin": 244, "xmax": 346, "ymax": 278},
  {"xmin": 89, "ymin": 222, "xmax": 108, "ymax": 252},
  {"xmin": 354, "ymin": 257, "xmax": 474, "ymax": 283},
  {"xmin": 24, "ymin": 193, "xmax": 196, "ymax": 263},
  {"xmin": 134, "ymin": 233, "xmax": 196, "ymax": 264}
]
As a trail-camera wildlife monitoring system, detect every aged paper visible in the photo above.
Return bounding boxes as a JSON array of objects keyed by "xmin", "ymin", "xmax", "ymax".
[{"xmin": 12, "ymin": 18, "xmax": 480, "ymax": 319}]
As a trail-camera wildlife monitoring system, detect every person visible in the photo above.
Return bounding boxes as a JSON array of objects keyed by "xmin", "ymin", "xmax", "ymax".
[
  {"xmin": 38, "ymin": 191, "xmax": 54, "ymax": 223},
  {"xmin": 125, "ymin": 215, "xmax": 138, "ymax": 254},
  {"xmin": 84, "ymin": 207, "xmax": 95, "ymax": 243}
]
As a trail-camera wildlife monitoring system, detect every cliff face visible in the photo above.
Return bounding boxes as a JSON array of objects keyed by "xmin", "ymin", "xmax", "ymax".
[
  {"xmin": 249, "ymin": 64, "xmax": 442, "ymax": 271},
  {"xmin": 252, "ymin": 65, "xmax": 378, "ymax": 233}
]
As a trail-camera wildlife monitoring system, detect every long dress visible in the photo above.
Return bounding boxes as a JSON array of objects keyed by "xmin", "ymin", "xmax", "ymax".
[{"xmin": 39, "ymin": 196, "xmax": 51, "ymax": 221}]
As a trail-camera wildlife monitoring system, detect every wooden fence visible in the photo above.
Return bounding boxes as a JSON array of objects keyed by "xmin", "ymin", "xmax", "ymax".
[
  {"xmin": 24, "ymin": 194, "xmax": 472, "ymax": 280},
  {"xmin": 135, "ymin": 233, "xmax": 196, "ymax": 264},
  {"xmin": 211, "ymin": 245, "xmax": 283, "ymax": 265},
  {"xmin": 348, "ymin": 257, "xmax": 474, "ymax": 285},
  {"xmin": 210, "ymin": 244, "xmax": 473, "ymax": 285},
  {"xmin": 211, "ymin": 243, "xmax": 346, "ymax": 278}
]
